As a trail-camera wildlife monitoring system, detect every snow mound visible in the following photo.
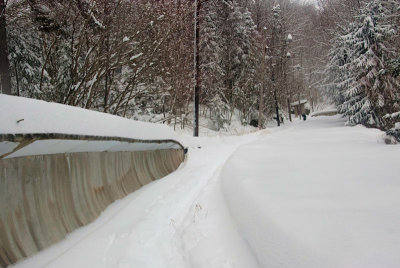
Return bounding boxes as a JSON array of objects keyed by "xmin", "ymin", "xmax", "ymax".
[
  {"xmin": 0, "ymin": 94, "xmax": 178, "ymax": 141},
  {"xmin": 310, "ymin": 108, "xmax": 338, "ymax": 117}
]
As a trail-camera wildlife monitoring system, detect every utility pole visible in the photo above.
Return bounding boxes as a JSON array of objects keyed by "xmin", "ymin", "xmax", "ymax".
[
  {"xmin": 193, "ymin": 0, "xmax": 201, "ymax": 137},
  {"xmin": 0, "ymin": 0, "xmax": 12, "ymax": 95}
]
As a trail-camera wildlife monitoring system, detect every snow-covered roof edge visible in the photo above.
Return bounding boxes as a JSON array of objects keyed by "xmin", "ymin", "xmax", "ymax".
[{"xmin": 290, "ymin": 99, "xmax": 308, "ymax": 106}]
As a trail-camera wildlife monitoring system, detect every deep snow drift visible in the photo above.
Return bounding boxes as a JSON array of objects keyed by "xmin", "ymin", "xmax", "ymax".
[
  {"xmin": 0, "ymin": 94, "xmax": 176, "ymax": 141},
  {"xmin": 5, "ymin": 102, "xmax": 399, "ymax": 268}
]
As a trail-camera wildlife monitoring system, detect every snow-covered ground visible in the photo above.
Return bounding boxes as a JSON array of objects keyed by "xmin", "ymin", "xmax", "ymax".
[
  {"xmin": 7, "ymin": 104, "xmax": 400, "ymax": 268},
  {"xmin": 0, "ymin": 94, "xmax": 176, "ymax": 140},
  {"xmin": 0, "ymin": 94, "xmax": 184, "ymax": 159},
  {"xmin": 221, "ymin": 117, "xmax": 400, "ymax": 267}
]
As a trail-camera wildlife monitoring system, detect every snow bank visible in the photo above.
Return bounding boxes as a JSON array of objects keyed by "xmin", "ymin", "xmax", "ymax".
[
  {"xmin": 310, "ymin": 108, "xmax": 338, "ymax": 117},
  {"xmin": 0, "ymin": 94, "xmax": 177, "ymax": 141}
]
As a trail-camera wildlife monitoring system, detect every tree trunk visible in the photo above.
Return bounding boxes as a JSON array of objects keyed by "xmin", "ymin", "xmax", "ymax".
[
  {"xmin": 103, "ymin": 1, "xmax": 111, "ymax": 112},
  {"xmin": 193, "ymin": 0, "xmax": 201, "ymax": 137},
  {"xmin": 0, "ymin": 0, "xmax": 12, "ymax": 95},
  {"xmin": 274, "ymin": 87, "xmax": 280, "ymax": 126},
  {"xmin": 298, "ymin": 92, "xmax": 301, "ymax": 119},
  {"xmin": 14, "ymin": 59, "xmax": 19, "ymax": 96},
  {"xmin": 287, "ymin": 98, "xmax": 292, "ymax": 122},
  {"xmin": 258, "ymin": 43, "xmax": 266, "ymax": 129}
]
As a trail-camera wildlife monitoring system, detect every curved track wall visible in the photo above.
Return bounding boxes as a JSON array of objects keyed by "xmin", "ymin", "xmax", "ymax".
[{"xmin": 0, "ymin": 148, "xmax": 184, "ymax": 267}]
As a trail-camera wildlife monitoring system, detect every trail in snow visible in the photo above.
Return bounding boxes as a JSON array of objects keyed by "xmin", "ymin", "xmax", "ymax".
[{"xmin": 221, "ymin": 115, "xmax": 400, "ymax": 268}]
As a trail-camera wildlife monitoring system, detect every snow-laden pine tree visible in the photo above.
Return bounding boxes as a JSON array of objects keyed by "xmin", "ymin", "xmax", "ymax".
[
  {"xmin": 208, "ymin": 94, "xmax": 230, "ymax": 130},
  {"xmin": 198, "ymin": 1, "xmax": 257, "ymax": 125},
  {"xmin": 333, "ymin": 0, "xmax": 400, "ymax": 128},
  {"xmin": 218, "ymin": 1, "xmax": 257, "ymax": 123},
  {"xmin": 7, "ymin": 2, "xmax": 45, "ymax": 98},
  {"xmin": 235, "ymin": 7, "xmax": 258, "ymax": 124},
  {"xmin": 325, "ymin": 30, "xmax": 353, "ymax": 109},
  {"xmin": 200, "ymin": 1, "xmax": 225, "ymax": 108},
  {"xmin": 0, "ymin": 0, "xmax": 12, "ymax": 95},
  {"xmin": 199, "ymin": 1, "xmax": 229, "ymax": 129}
]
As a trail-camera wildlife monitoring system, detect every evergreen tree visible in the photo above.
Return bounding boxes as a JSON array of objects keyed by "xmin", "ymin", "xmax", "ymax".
[
  {"xmin": 7, "ymin": 2, "xmax": 45, "ymax": 98},
  {"xmin": 199, "ymin": 1, "xmax": 257, "ymax": 125},
  {"xmin": 200, "ymin": 1, "xmax": 225, "ymax": 107},
  {"xmin": 325, "ymin": 30, "xmax": 353, "ymax": 110},
  {"xmin": 0, "ymin": 0, "xmax": 12, "ymax": 94},
  {"xmin": 219, "ymin": 1, "xmax": 257, "ymax": 122},
  {"xmin": 327, "ymin": 0, "xmax": 400, "ymax": 129}
]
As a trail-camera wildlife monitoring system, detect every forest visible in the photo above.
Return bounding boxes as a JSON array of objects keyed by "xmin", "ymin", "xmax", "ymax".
[{"xmin": 0, "ymin": 0, "xmax": 399, "ymax": 133}]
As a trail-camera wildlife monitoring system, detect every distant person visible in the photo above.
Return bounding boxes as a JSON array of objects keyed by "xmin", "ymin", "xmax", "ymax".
[
  {"xmin": 250, "ymin": 119, "xmax": 258, "ymax": 127},
  {"xmin": 302, "ymin": 114, "xmax": 306, "ymax": 121}
]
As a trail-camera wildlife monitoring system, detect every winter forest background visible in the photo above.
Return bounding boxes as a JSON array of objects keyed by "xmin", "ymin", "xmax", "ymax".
[{"xmin": 0, "ymin": 0, "xmax": 399, "ymax": 133}]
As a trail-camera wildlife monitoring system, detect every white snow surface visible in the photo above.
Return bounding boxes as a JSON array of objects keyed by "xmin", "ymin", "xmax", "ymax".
[
  {"xmin": 222, "ymin": 117, "xmax": 400, "ymax": 267},
  {"xmin": 6, "ymin": 100, "xmax": 400, "ymax": 268},
  {"xmin": 0, "ymin": 94, "xmax": 177, "ymax": 141}
]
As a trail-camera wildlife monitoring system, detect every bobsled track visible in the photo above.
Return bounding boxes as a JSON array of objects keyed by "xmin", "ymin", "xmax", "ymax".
[{"xmin": 0, "ymin": 133, "xmax": 185, "ymax": 268}]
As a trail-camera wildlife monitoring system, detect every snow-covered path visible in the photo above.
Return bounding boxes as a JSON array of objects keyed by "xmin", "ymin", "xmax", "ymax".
[
  {"xmin": 222, "ymin": 116, "xmax": 400, "ymax": 267},
  {"xmin": 12, "ymin": 116, "xmax": 400, "ymax": 268}
]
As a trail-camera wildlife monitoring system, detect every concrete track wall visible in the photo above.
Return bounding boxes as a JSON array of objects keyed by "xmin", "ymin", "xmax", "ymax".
[{"xmin": 0, "ymin": 149, "xmax": 184, "ymax": 267}]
